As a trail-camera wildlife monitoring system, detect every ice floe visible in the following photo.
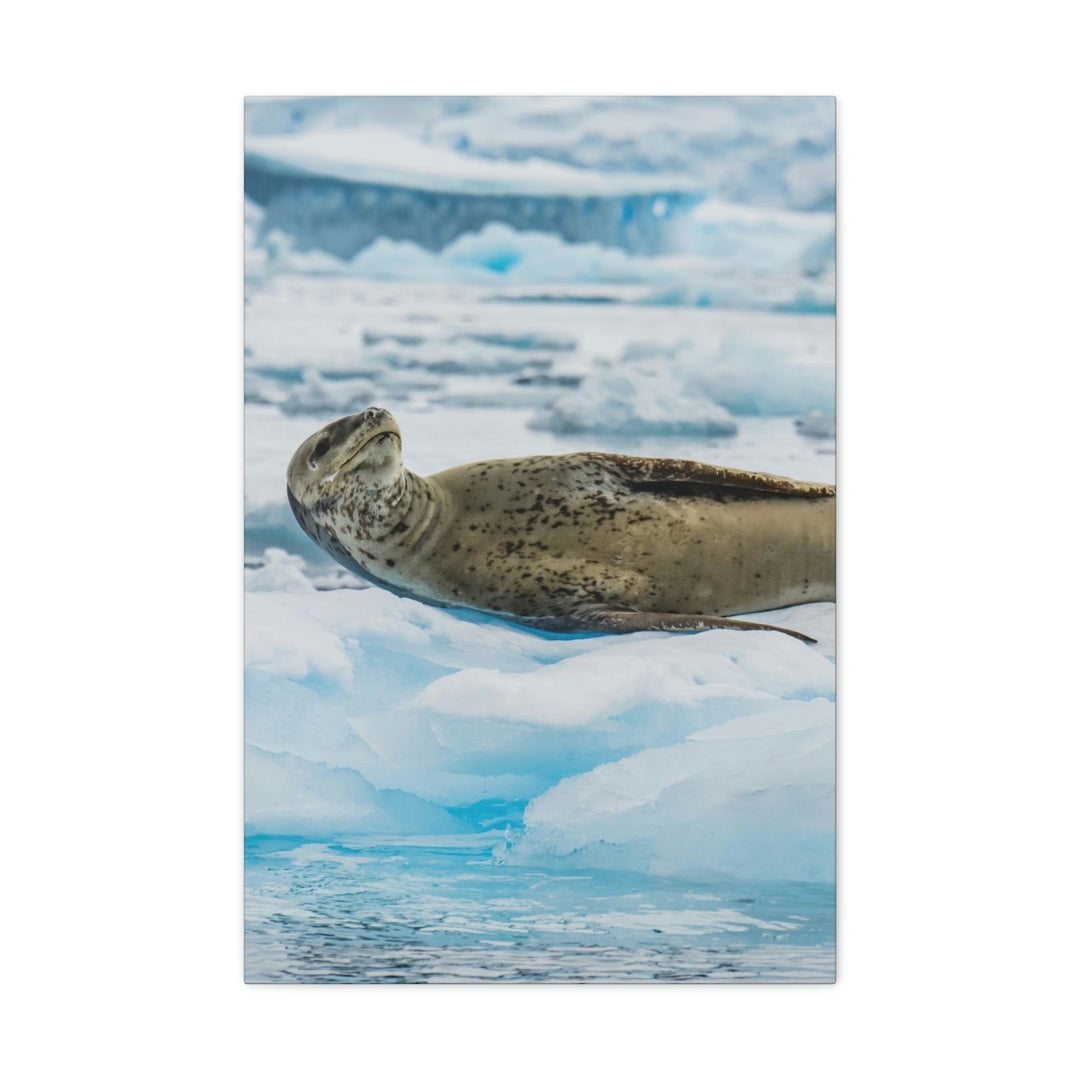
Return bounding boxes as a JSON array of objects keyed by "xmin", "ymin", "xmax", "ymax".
[{"xmin": 244, "ymin": 584, "xmax": 835, "ymax": 880}]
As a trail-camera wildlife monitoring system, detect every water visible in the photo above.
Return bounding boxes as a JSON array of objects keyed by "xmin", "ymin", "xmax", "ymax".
[{"xmin": 245, "ymin": 835, "xmax": 835, "ymax": 983}]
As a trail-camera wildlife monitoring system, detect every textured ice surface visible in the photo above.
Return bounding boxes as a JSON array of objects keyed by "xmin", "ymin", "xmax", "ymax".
[{"xmin": 245, "ymin": 584, "xmax": 834, "ymax": 880}]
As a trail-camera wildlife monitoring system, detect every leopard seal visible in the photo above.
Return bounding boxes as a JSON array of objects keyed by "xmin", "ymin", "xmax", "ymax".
[{"xmin": 286, "ymin": 407, "xmax": 835, "ymax": 643}]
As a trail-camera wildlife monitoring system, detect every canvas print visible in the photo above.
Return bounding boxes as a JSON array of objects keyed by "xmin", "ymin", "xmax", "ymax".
[{"xmin": 244, "ymin": 96, "xmax": 836, "ymax": 983}]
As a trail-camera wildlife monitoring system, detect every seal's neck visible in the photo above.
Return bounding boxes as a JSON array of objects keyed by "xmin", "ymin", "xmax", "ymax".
[{"xmin": 345, "ymin": 468, "xmax": 444, "ymax": 552}]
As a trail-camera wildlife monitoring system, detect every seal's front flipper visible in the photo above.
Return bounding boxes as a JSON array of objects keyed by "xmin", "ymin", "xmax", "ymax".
[
  {"xmin": 561, "ymin": 608, "xmax": 817, "ymax": 644},
  {"xmin": 597, "ymin": 454, "xmax": 836, "ymax": 500}
]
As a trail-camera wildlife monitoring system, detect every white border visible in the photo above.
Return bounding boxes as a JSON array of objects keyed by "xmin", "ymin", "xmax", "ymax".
[{"xmin": 7, "ymin": 3, "xmax": 1076, "ymax": 1076}]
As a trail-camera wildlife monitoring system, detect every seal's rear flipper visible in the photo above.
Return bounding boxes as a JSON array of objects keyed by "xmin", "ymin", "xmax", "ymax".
[{"xmin": 556, "ymin": 608, "xmax": 817, "ymax": 644}]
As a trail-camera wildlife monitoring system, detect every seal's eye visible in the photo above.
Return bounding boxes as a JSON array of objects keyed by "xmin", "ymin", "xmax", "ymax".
[{"xmin": 308, "ymin": 436, "xmax": 331, "ymax": 470}]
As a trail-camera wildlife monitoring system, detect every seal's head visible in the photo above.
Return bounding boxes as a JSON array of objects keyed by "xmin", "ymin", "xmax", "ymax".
[{"xmin": 286, "ymin": 407, "xmax": 403, "ymax": 544}]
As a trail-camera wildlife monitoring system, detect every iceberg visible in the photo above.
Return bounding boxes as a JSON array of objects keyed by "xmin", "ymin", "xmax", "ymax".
[
  {"xmin": 244, "ymin": 109, "xmax": 834, "ymax": 266},
  {"xmin": 245, "ymin": 151, "xmax": 700, "ymax": 260}
]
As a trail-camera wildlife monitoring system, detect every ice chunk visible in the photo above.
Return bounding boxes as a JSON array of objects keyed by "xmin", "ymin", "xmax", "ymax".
[
  {"xmin": 245, "ymin": 745, "xmax": 461, "ymax": 836},
  {"xmin": 795, "ymin": 410, "xmax": 837, "ymax": 439},
  {"xmin": 530, "ymin": 369, "xmax": 738, "ymax": 437},
  {"xmin": 682, "ymin": 336, "xmax": 835, "ymax": 416},
  {"xmin": 507, "ymin": 698, "xmax": 835, "ymax": 883},
  {"xmin": 245, "ymin": 548, "xmax": 316, "ymax": 594},
  {"xmin": 262, "ymin": 224, "xmax": 676, "ymax": 284},
  {"xmin": 250, "ymin": 221, "xmax": 834, "ymax": 311},
  {"xmin": 531, "ymin": 332, "xmax": 834, "ymax": 427}
]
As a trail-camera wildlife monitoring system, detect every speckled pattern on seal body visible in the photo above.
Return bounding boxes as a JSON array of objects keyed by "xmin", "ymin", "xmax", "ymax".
[{"xmin": 286, "ymin": 408, "xmax": 836, "ymax": 643}]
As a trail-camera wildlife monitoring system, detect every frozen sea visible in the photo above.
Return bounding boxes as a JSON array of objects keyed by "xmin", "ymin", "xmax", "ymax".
[{"xmin": 244, "ymin": 98, "xmax": 835, "ymax": 983}]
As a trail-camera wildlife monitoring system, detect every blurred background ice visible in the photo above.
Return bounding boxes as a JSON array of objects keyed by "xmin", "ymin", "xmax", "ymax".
[{"xmin": 244, "ymin": 96, "xmax": 835, "ymax": 982}]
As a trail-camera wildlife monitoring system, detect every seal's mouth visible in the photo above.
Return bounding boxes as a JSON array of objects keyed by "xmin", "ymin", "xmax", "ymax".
[{"xmin": 338, "ymin": 427, "xmax": 400, "ymax": 471}]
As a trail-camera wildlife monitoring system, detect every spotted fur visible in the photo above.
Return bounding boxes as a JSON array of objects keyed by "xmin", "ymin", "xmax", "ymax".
[{"xmin": 286, "ymin": 408, "xmax": 835, "ymax": 642}]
